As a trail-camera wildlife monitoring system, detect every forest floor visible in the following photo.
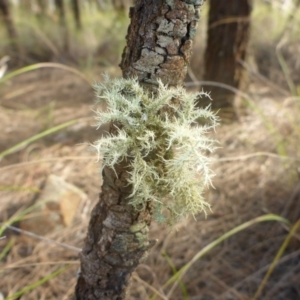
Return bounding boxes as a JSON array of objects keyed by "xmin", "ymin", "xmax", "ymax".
[
  {"xmin": 1, "ymin": 64, "xmax": 299, "ymax": 300},
  {"xmin": 1, "ymin": 2, "xmax": 300, "ymax": 299}
]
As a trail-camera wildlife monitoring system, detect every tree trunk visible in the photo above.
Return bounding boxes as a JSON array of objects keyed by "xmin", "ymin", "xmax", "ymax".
[
  {"xmin": 75, "ymin": 1, "xmax": 204, "ymax": 299},
  {"xmin": 54, "ymin": 0, "xmax": 69, "ymax": 54},
  {"xmin": 0, "ymin": 0, "xmax": 19, "ymax": 50},
  {"xmin": 0, "ymin": 0, "xmax": 24, "ymax": 63},
  {"xmin": 121, "ymin": 1, "xmax": 203, "ymax": 89},
  {"xmin": 71, "ymin": 0, "xmax": 81, "ymax": 30},
  {"xmin": 202, "ymin": 0, "xmax": 252, "ymax": 116}
]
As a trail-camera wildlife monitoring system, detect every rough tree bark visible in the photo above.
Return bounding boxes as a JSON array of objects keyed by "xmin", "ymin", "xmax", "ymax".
[
  {"xmin": 71, "ymin": 0, "xmax": 82, "ymax": 30},
  {"xmin": 75, "ymin": 1, "xmax": 204, "ymax": 299},
  {"xmin": 202, "ymin": 0, "xmax": 252, "ymax": 116},
  {"xmin": 120, "ymin": 0, "xmax": 202, "ymax": 88}
]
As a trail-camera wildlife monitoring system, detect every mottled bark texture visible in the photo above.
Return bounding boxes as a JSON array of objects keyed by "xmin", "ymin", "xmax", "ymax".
[
  {"xmin": 121, "ymin": 0, "xmax": 204, "ymax": 90},
  {"xmin": 203, "ymin": 0, "xmax": 252, "ymax": 114},
  {"xmin": 75, "ymin": 1, "xmax": 204, "ymax": 299},
  {"xmin": 76, "ymin": 158, "xmax": 152, "ymax": 300}
]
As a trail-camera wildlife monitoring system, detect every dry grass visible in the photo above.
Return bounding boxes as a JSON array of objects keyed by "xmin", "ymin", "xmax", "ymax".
[
  {"xmin": 0, "ymin": 67, "xmax": 299, "ymax": 300},
  {"xmin": 1, "ymin": 1, "xmax": 300, "ymax": 299}
]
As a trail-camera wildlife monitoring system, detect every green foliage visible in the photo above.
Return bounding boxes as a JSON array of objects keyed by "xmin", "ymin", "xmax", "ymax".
[
  {"xmin": 5, "ymin": 266, "xmax": 69, "ymax": 300},
  {"xmin": 92, "ymin": 76, "xmax": 219, "ymax": 224},
  {"xmin": 0, "ymin": 119, "xmax": 78, "ymax": 160}
]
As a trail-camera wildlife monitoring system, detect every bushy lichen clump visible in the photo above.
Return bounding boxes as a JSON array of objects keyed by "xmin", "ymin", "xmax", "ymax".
[{"xmin": 92, "ymin": 76, "xmax": 218, "ymax": 224}]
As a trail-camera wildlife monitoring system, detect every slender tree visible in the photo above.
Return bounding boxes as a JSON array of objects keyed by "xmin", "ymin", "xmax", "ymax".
[
  {"xmin": 75, "ymin": 1, "xmax": 213, "ymax": 299},
  {"xmin": 202, "ymin": 0, "xmax": 252, "ymax": 117}
]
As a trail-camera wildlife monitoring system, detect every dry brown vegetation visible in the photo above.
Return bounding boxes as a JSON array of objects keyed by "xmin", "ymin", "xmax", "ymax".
[{"xmin": 0, "ymin": 1, "xmax": 300, "ymax": 299}]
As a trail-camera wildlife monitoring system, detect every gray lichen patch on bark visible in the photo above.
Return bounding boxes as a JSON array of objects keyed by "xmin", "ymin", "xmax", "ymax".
[
  {"xmin": 132, "ymin": 48, "xmax": 164, "ymax": 73},
  {"xmin": 120, "ymin": 0, "xmax": 204, "ymax": 88}
]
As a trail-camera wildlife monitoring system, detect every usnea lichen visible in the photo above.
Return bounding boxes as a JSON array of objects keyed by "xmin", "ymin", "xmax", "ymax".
[{"xmin": 92, "ymin": 76, "xmax": 218, "ymax": 225}]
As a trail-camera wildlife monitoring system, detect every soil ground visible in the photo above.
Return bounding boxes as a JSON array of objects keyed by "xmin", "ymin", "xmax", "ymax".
[
  {"xmin": 1, "ymin": 66, "xmax": 299, "ymax": 300},
  {"xmin": 1, "ymin": 2, "xmax": 300, "ymax": 299}
]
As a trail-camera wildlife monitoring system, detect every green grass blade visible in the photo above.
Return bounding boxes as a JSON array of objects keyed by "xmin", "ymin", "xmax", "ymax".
[
  {"xmin": 162, "ymin": 251, "xmax": 189, "ymax": 300},
  {"xmin": 0, "ymin": 200, "xmax": 47, "ymax": 237},
  {"xmin": 0, "ymin": 185, "xmax": 40, "ymax": 193},
  {"xmin": 253, "ymin": 219, "xmax": 300, "ymax": 300},
  {"xmin": 0, "ymin": 63, "xmax": 91, "ymax": 85},
  {"xmin": 276, "ymin": 48, "xmax": 297, "ymax": 96},
  {"xmin": 0, "ymin": 237, "xmax": 15, "ymax": 261},
  {"xmin": 154, "ymin": 214, "xmax": 289, "ymax": 299},
  {"xmin": 0, "ymin": 119, "xmax": 78, "ymax": 160},
  {"xmin": 185, "ymin": 81, "xmax": 288, "ymax": 156},
  {"xmin": 5, "ymin": 265, "xmax": 69, "ymax": 300},
  {"xmin": 244, "ymin": 99, "xmax": 287, "ymax": 156}
]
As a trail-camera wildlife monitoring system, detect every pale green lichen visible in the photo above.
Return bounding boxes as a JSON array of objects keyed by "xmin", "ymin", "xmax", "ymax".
[{"xmin": 92, "ymin": 75, "xmax": 218, "ymax": 225}]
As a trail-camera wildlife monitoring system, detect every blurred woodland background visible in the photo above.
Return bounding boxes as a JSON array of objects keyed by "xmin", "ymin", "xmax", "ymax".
[{"xmin": 0, "ymin": 0, "xmax": 300, "ymax": 299}]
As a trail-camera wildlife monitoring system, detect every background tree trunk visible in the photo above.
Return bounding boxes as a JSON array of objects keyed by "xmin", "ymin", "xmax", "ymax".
[
  {"xmin": 75, "ymin": 1, "xmax": 204, "ymax": 299},
  {"xmin": 54, "ymin": 0, "xmax": 70, "ymax": 54},
  {"xmin": 36, "ymin": 0, "xmax": 47, "ymax": 20},
  {"xmin": 202, "ymin": 0, "xmax": 252, "ymax": 117},
  {"xmin": 71, "ymin": 0, "xmax": 82, "ymax": 30},
  {"xmin": 0, "ymin": 0, "xmax": 18, "ymax": 49}
]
